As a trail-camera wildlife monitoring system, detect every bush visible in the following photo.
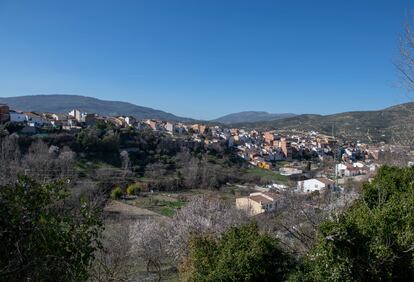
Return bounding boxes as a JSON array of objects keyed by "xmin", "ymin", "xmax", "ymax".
[
  {"xmin": 126, "ymin": 183, "xmax": 140, "ymax": 196},
  {"xmin": 0, "ymin": 176, "xmax": 102, "ymax": 281},
  {"xmin": 111, "ymin": 187, "xmax": 123, "ymax": 199},
  {"xmin": 180, "ymin": 222, "xmax": 294, "ymax": 281},
  {"xmin": 296, "ymin": 166, "xmax": 414, "ymax": 281}
]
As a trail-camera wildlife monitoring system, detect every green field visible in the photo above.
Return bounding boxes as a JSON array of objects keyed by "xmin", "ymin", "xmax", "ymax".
[
  {"xmin": 246, "ymin": 167, "xmax": 288, "ymax": 183},
  {"xmin": 126, "ymin": 194, "xmax": 186, "ymax": 217}
]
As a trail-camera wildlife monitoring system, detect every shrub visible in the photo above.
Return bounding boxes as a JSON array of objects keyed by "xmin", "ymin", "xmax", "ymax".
[
  {"xmin": 126, "ymin": 183, "xmax": 140, "ymax": 196},
  {"xmin": 111, "ymin": 187, "xmax": 123, "ymax": 199},
  {"xmin": 296, "ymin": 166, "xmax": 414, "ymax": 281},
  {"xmin": 0, "ymin": 176, "xmax": 102, "ymax": 281},
  {"xmin": 180, "ymin": 222, "xmax": 293, "ymax": 281}
]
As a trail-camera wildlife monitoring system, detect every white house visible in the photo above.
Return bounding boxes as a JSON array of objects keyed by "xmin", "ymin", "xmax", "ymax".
[
  {"xmin": 52, "ymin": 113, "xmax": 68, "ymax": 121},
  {"xmin": 280, "ymin": 167, "xmax": 303, "ymax": 176},
  {"xmin": 68, "ymin": 109, "xmax": 83, "ymax": 122},
  {"xmin": 164, "ymin": 122, "xmax": 175, "ymax": 133},
  {"xmin": 25, "ymin": 112, "xmax": 46, "ymax": 126},
  {"xmin": 9, "ymin": 110, "xmax": 26, "ymax": 123},
  {"xmin": 297, "ymin": 177, "xmax": 335, "ymax": 193}
]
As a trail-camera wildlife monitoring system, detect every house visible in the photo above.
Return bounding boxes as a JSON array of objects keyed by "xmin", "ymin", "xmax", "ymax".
[
  {"xmin": 124, "ymin": 116, "xmax": 136, "ymax": 126},
  {"xmin": 236, "ymin": 192, "xmax": 279, "ymax": 216},
  {"xmin": 191, "ymin": 124, "xmax": 207, "ymax": 134},
  {"xmin": 145, "ymin": 119, "xmax": 159, "ymax": 131},
  {"xmin": 0, "ymin": 104, "xmax": 10, "ymax": 123},
  {"xmin": 52, "ymin": 113, "xmax": 68, "ymax": 121},
  {"xmin": 279, "ymin": 167, "xmax": 303, "ymax": 176},
  {"xmin": 297, "ymin": 177, "xmax": 335, "ymax": 193},
  {"xmin": 164, "ymin": 122, "xmax": 175, "ymax": 133},
  {"xmin": 279, "ymin": 138, "xmax": 293, "ymax": 161},
  {"xmin": 68, "ymin": 109, "xmax": 83, "ymax": 122},
  {"xmin": 25, "ymin": 112, "xmax": 46, "ymax": 126},
  {"xmin": 117, "ymin": 116, "xmax": 136, "ymax": 126},
  {"xmin": 336, "ymin": 163, "xmax": 367, "ymax": 178},
  {"xmin": 9, "ymin": 110, "xmax": 26, "ymax": 123},
  {"xmin": 263, "ymin": 131, "xmax": 275, "ymax": 144}
]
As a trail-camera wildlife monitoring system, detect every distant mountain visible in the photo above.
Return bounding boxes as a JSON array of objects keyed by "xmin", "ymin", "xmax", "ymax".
[
  {"xmin": 0, "ymin": 94, "xmax": 194, "ymax": 122},
  {"xmin": 235, "ymin": 102, "xmax": 414, "ymax": 143},
  {"xmin": 213, "ymin": 111, "xmax": 296, "ymax": 124}
]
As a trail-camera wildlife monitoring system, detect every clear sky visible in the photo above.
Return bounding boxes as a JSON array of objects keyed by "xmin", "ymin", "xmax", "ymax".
[{"xmin": 0, "ymin": 0, "xmax": 413, "ymax": 120}]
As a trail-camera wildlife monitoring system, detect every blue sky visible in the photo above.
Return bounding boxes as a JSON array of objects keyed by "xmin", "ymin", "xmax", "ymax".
[{"xmin": 0, "ymin": 0, "xmax": 413, "ymax": 120}]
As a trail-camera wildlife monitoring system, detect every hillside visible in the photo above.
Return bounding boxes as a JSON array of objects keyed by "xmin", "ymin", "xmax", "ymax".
[
  {"xmin": 213, "ymin": 111, "xmax": 296, "ymax": 124},
  {"xmin": 0, "ymin": 94, "xmax": 194, "ymax": 122},
  {"xmin": 234, "ymin": 102, "xmax": 414, "ymax": 143}
]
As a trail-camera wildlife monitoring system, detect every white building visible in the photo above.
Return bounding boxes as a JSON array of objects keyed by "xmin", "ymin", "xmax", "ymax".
[
  {"xmin": 280, "ymin": 167, "xmax": 303, "ymax": 176},
  {"xmin": 164, "ymin": 122, "xmax": 175, "ymax": 133},
  {"xmin": 9, "ymin": 110, "xmax": 26, "ymax": 123},
  {"xmin": 297, "ymin": 177, "xmax": 335, "ymax": 193},
  {"xmin": 25, "ymin": 112, "xmax": 46, "ymax": 126},
  {"xmin": 68, "ymin": 109, "xmax": 83, "ymax": 122}
]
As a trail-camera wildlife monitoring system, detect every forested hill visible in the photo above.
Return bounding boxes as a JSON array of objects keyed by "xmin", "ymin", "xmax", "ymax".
[
  {"xmin": 0, "ymin": 94, "xmax": 194, "ymax": 122},
  {"xmin": 232, "ymin": 102, "xmax": 414, "ymax": 143}
]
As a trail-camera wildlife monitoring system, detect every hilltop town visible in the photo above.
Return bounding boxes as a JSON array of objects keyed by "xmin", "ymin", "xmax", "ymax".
[{"xmin": 2, "ymin": 102, "xmax": 412, "ymax": 216}]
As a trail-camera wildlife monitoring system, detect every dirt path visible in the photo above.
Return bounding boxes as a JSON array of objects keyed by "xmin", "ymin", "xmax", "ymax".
[{"xmin": 104, "ymin": 200, "xmax": 165, "ymax": 220}]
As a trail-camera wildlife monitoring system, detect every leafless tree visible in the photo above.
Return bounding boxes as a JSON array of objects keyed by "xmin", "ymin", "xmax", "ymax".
[
  {"xmin": 120, "ymin": 150, "xmax": 131, "ymax": 174},
  {"xmin": 128, "ymin": 196, "xmax": 249, "ymax": 279},
  {"xmin": 396, "ymin": 15, "xmax": 414, "ymax": 92},
  {"xmin": 164, "ymin": 196, "xmax": 248, "ymax": 264},
  {"xmin": 90, "ymin": 220, "xmax": 134, "ymax": 282},
  {"xmin": 393, "ymin": 14, "xmax": 414, "ymax": 146},
  {"xmin": 130, "ymin": 219, "xmax": 167, "ymax": 281},
  {"xmin": 0, "ymin": 135, "xmax": 22, "ymax": 185},
  {"xmin": 22, "ymin": 139, "xmax": 76, "ymax": 182}
]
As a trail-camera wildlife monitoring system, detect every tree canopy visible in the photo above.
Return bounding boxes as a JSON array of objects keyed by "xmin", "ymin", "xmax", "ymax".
[
  {"xmin": 0, "ymin": 176, "xmax": 102, "ymax": 281},
  {"xmin": 180, "ymin": 222, "xmax": 293, "ymax": 282},
  {"xmin": 296, "ymin": 166, "xmax": 414, "ymax": 281}
]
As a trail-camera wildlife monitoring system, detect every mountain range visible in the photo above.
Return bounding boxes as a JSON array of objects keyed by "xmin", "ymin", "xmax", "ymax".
[
  {"xmin": 234, "ymin": 103, "xmax": 414, "ymax": 143},
  {"xmin": 0, "ymin": 95, "xmax": 194, "ymax": 122},
  {"xmin": 212, "ymin": 111, "xmax": 296, "ymax": 124}
]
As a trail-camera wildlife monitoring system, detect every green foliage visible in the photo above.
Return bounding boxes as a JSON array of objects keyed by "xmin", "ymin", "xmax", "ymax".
[
  {"xmin": 94, "ymin": 119, "xmax": 114, "ymax": 131},
  {"xmin": 76, "ymin": 128, "xmax": 120, "ymax": 153},
  {"xmin": 296, "ymin": 166, "xmax": 414, "ymax": 281},
  {"xmin": 0, "ymin": 176, "xmax": 102, "ymax": 281},
  {"xmin": 126, "ymin": 183, "xmax": 140, "ymax": 196},
  {"xmin": 246, "ymin": 166, "xmax": 288, "ymax": 184},
  {"xmin": 111, "ymin": 187, "xmax": 123, "ymax": 199},
  {"xmin": 3, "ymin": 121, "xmax": 24, "ymax": 134},
  {"xmin": 180, "ymin": 222, "xmax": 293, "ymax": 281}
]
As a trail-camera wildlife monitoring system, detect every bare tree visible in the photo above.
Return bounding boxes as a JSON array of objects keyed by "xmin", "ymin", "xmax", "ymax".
[
  {"xmin": 0, "ymin": 135, "xmax": 21, "ymax": 185},
  {"xmin": 90, "ymin": 220, "xmax": 134, "ymax": 282},
  {"xmin": 128, "ymin": 196, "xmax": 249, "ymax": 278},
  {"xmin": 22, "ymin": 140, "xmax": 76, "ymax": 182},
  {"xmin": 120, "ymin": 150, "xmax": 131, "ymax": 174},
  {"xmin": 394, "ymin": 15, "xmax": 414, "ymax": 146},
  {"xmin": 130, "ymin": 219, "xmax": 167, "ymax": 281},
  {"xmin": 164, "ymin": 196, "xmax": 248, "ymax": 264},
  {"xmin": 396, "ymin": 15, "xmax": 414, "ymax": 91}
]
